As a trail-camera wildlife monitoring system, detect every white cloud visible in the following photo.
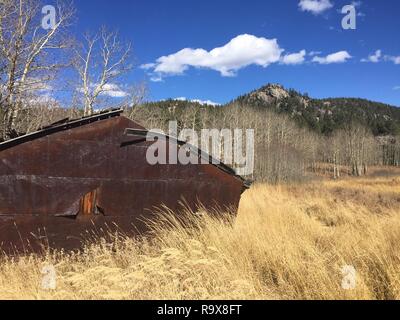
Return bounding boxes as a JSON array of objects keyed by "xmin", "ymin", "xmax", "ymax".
[
  {"xmin": 150, "ymin": 75, "xmax": 164, "ymax": 82},
  {"xmin": 30, "ymin": 95, "xmax": 57, "ymax": 104},
  {"xmin": 78, "ymin": 83, "xmax": 128, "ymax": 98},
  {"xmin": 26, "ymin": 92, "xmax": 59, "ymax": 106},
  {"xmin": 173, "ymin": 97, "xmax": 221, "ymax": 106},
  {"xmin": 298, "ymin": 0, "xmax": 334, "ymax": 15},
  {"xmin": 281, "ymin": 50, "xmax": 307, "ymax": 65},
  {"xmin": 393, "ymin": 86, "xmax": 400, "ymax": 91},
  {"xmin": 312, "ymin": 51, "xmax": 352, "ymax": 64},
  {"xmin": 140, "ymin": 63, "xmax": 156, "ymax": 70},
  {"xmin": 143, "ymin": 34, "xmax": 284, "ymax": 80},
  {"xmin": 19, "ymin": 77, "xmax": 54, "ymax": 93},
  {"xmin": 361, "ymin": 50, "xmax": 382, "ymax": 63},
  {"xmin": 192, "ymin": 99, "xmax": 221, "ymax": 106},
  {"xmin": 361, "ymin": 51, "xmax": 400, "ymax": 65},
  {"xmin": 385, "ymin": 55, "xmax": 400, "ymax": 65},
  {"xmin": 101, "ymin": 83, "xmax": 128, "ymax": 98},
  {"xmin": 350, "ymin": 1, "xmax": 366, "ymax": 17}
]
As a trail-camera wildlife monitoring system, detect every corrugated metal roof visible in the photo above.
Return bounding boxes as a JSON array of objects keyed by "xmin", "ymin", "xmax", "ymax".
[{"xmin": 0, "ymin": 108, "xmax": 123, "ymax": 151}]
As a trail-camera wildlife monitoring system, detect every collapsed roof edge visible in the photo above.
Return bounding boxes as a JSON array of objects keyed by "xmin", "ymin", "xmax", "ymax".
[{"xmin": 125, "ymin": 128, "xmax": 252, "ymax": 189}]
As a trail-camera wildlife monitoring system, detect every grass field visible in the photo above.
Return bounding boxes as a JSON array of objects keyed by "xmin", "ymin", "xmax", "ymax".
[{"xmin": 1, "ymin": 172, "xmax": 400, "ymax": 300}]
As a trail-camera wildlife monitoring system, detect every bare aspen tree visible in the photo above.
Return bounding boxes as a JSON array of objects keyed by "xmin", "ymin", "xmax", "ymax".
[
  {"xmin": 125, "ymin": 82, "xmax": 148, "ymax": 115},
  {"xmin": 341, "ymin": 122, "xmax": 374, "ymax": 176},
  {"xmin": 330, "ymin": 130, "xmax": 345, "ymax": 179},
  {"xmin": 379, "ymin": 136, "xmax": 400, "ymax": 167},
  {"xmin": 73, "ymin": 27, "xmax": 132, "ymax": 116},
  {"xmin": 0, "ymin": 0, "xmax": 74, "ymax": 140}
]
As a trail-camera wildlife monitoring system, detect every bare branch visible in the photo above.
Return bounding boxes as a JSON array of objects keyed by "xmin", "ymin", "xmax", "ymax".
[
  {"xmin": 73, "ymin": 27, "xmax": 133, "ymax": 116},
  {"xmin": 0, "ymin": 0, "xmax": 75, "ymax": 139}
]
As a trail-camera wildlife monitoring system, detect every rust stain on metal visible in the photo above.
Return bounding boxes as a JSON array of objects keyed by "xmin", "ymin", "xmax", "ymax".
[
  {"xmin": 80, "ymin": 189, "xmax": 99, "ymax": 216},
  {"xmin": 0, "ymin": 109, "xmax": 250, "ymax": 253}
]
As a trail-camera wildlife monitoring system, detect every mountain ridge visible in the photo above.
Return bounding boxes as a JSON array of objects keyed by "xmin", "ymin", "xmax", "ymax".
[
  {"xmin": 145, "ymin": 83, "xmax": 400, "ymax": 136},
  {"xmin": 231, "ymin": 84, "xmax": 400, "ymax": 136}
]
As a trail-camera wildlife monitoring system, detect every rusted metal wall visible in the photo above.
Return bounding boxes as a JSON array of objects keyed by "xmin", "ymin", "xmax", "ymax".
[{"xmin": 0, "ymin": 111, "xmax": 248, "ymax": 253}]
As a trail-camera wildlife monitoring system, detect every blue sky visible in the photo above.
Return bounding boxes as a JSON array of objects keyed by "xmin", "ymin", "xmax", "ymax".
[{"xmin": 71, "ymin": 0, "xmax": 400, "ymax": 106}]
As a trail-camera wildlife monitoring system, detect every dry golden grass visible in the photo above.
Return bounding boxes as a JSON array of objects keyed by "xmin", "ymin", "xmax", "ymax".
[{"xmin": 0, "ymin": 175, "xmax": 400, "ymax": 300}]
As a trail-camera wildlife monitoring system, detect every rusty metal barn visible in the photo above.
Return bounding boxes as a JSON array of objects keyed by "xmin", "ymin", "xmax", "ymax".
[{"xmin": 0, "ymin": 109, "xmax": 249, "ymax": 252}]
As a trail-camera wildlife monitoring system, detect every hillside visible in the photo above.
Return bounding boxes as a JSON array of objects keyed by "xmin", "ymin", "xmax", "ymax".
[
  {"xmin": 233, "ymin": 84, "xmax": 400, "ymax": 136},
  {"xmin": 143, "ymin": 84, "xmax": 400, "ymax": 136}
]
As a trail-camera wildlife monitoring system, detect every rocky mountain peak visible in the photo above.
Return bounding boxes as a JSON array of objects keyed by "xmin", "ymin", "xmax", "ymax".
[{"xmin": 250, "ymin": 83, "xmax": 290, "ymax": 103}]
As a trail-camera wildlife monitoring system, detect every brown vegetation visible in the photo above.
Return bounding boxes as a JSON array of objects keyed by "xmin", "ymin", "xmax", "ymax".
[{"xmin": 1, "ymin": 174, "xmax": 399, "ymax": 300}]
